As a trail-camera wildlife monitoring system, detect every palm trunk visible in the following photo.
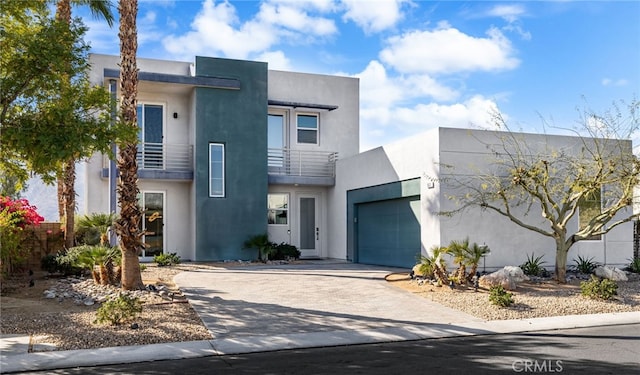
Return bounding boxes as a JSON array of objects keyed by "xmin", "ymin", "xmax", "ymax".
[{"xmin": 117, "ymin": 0, "xmax": 144, "ymax": 290}]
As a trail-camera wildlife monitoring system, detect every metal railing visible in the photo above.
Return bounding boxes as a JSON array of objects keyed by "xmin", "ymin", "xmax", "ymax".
[
  {"xmin": 137, "ymin": 142, "xmax": 193, "ymax": 171},
  {"xmin": 268, "ymin": 148, "xmax": 338, "ymax": 177}
]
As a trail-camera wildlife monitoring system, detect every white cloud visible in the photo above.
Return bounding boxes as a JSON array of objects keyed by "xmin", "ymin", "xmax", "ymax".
[
  {"xmin": 256, "ymin": 50, "xmax": 293, "ymax": 71},
  {"xmin": 162, "ymin": 0, "xmax": 337, "ymax": 61},
  {"xmin": 486, "ymin": 4, "xmax": 525, "ymax": 23},
  {"xmin": 341, "ymin": 0, "xmax": 410, "ymax": 33},
  {"xmin": 601, "ymin": 78, "xmax": 629, "ymax": 87},
  {"xmin": 380, "ymin": 25, "xmax": 520, "ymax": 75},
  {"xmin": 82, "ymin": 18, "xmax": 119, "ymax": 55}
]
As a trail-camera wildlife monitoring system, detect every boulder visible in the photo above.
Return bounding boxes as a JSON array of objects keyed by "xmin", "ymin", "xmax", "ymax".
[
  {"xmin": 479, "ymin": 268, "xmax": 517, "ymax": 291},
  {"xmin": 594, "ymin": 266, "xmax": 628, "ymax": 281},
  {"xmin": 503, "ymin": 266, "xmax": 530, "ymax": 282},
  {"xmin": 411, "ymin": 264, "xmax": 425, "ymax": 278}
]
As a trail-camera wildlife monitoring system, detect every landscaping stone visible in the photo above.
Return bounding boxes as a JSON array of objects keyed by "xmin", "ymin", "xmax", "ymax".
[{"xmin": 595, "ymin": 266, "xmax": 628, "ymax": 281}]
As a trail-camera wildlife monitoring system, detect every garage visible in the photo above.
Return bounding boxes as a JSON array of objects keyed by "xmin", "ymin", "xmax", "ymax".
[{"xmin": 356, "ymin": 196, "xmax": 421, "ymax": 268}]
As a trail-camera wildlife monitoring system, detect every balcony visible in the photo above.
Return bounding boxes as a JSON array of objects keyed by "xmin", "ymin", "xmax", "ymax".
[
  {"xmin": 268, "ymin": 148, "xmax": 338, "ymax": 186},
  {"xmin": 102, "ymin": 142, "xmax": 193, "ymax": 180}
]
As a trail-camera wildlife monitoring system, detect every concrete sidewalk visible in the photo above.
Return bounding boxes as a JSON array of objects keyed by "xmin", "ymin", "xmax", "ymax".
[{"xmin": 2, "ymin": 262, "xmax": 639, "ymax": 373}]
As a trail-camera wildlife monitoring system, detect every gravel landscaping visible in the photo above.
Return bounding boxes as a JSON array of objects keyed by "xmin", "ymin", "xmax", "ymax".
[{"xmin": 1, "ymin": 263, "xmax": 639, "ymax": 353}]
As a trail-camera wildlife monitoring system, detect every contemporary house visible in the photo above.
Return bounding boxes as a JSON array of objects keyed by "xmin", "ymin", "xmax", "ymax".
[{"xmin": 85, "ymin": 54, "xmax": 635, "ymax": 270}]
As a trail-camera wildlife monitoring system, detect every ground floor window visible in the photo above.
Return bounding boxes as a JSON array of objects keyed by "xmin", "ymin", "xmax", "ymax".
[{"xmin": 268, "ymin": 193, "xmax": 288, "ymax": 225}]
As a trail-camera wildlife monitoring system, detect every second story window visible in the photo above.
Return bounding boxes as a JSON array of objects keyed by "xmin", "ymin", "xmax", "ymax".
[
  {"xmin": 297, "ymin": 113, "xmax": 318, "ymax": 145},
  {"xmin": 137, "ymin": 104, "xmax": 163, "ymax": 169}
]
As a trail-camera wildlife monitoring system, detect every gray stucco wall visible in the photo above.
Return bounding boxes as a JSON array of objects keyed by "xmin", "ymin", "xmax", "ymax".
[{"xmin": 194, "ymin": 57, "xmax": 268, "ymax": 260}]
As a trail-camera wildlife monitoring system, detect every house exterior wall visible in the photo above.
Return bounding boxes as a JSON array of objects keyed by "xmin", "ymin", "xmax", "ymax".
[
  {"xmin": 334, "ymin": 127, "xmax": 634, "ymax": 270},
  {"xmin": 268, "ymin": 70, "xmax": 359, "ymax": 159},
  {"xmin": 193, "ymin": 57, "xmax": 268, "ymax": 261}
]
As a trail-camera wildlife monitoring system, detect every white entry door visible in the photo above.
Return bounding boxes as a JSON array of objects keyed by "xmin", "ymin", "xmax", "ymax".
[{"xmin": 298, "ymin": 193, "xmax": 321, "ymax": 258}]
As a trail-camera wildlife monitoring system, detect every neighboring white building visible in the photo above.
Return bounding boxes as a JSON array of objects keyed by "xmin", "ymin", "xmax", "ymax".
[{"xmin": 84, "ymin": 54, "xmax": 636, "ymax": 270}]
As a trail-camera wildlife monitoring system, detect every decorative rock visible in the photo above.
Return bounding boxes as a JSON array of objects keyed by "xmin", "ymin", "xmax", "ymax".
[
  {"xmin": 503, "ymin": 266, "xmax": 529, "ymax": 283},
  {"xmin": 479, "ymin": 268, "xmax": 517, "ymax": 290},
  {"xmin": 43, "ymin": 291, "xmax": 56, "ymax": 299},
  {"xmin": 130, "ymin": 323, "xmax": 139, "ymax": 329},
  {"xmin": 594, "ymin": 266, "xmax": 628, "ymax": 281},
  {"xmin": 83, "ymin": 298, "xmax": 95, "ymax": 306}
]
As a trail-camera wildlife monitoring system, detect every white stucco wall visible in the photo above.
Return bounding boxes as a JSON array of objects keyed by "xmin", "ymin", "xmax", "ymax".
[{"xmin": 268, "ymin": 70, "xmax": 359, "ymax": 159}]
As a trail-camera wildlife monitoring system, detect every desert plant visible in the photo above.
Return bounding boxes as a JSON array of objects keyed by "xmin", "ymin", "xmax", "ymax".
[
  {"xmin": 419, "ymin": 246, "xmax": 449, "ymax": 284},
  {"xmin": 580, "ymin": 275, "xmax": 618, "ymax": 300},
  {"xmin": 520, "ymin": 253, "xmax": 546, "ymax": 276},
  {"xmin": 93, "ymin": 293, "xmax": 142, "ymax": 325},
  {"xmin": 75, "ymin": 212, "xmax": 117, "ymax": 246},
  {"xmin": 71, "ymin": 245, "xmax": 120, "ymax": 285},
  {"xmin": 489, "ymin": 285, "xmax": 514, "ymax": 307},
  {"xmin": 154, "ymin": 252, "xmax": 181, "ymax": 266},
  {"xmin": 626, "ymin": 258, "xmax": 640, "ymax": 274},
  {"xmin": 465, "ymin": 242, "xmax": 491, "ymax": 282},
  {"xmin": 54, "ymin": 247, "xmax": 86, "ymax": 276},
  {"xmin": 572, "ymin": 255, "xmax": 599, "ymax": 274},
  {"xmin": 243, "ymin": 233, "xmax": 274, "ymax": 262},
  {"xmin": 270, "ymin": 243, "xmax": 300, "ymax": 260},
  {"xmin": 446, "ymin": 238, "xmax": 470, "ymax": 284}
]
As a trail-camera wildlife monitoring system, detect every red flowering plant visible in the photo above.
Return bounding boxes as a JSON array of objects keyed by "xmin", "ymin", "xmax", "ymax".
[{"xmin": 1, "ymin": 196, "xmax": 45, "ymax": 276}]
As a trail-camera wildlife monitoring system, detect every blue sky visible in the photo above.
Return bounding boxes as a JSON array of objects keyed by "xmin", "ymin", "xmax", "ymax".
[{"xmin": 75, "ymin": 0, "xmax": 640, "ymax": 152}]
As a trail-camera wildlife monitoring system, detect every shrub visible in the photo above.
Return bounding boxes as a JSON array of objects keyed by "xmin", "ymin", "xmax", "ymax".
[
  {"xmin": 153, "ymin": 252, "xmax": 181, "ymax": 266},
  {"xmin": 626, "ymin": 258, "xmax": 640, "ymax": 274},
  {"xmin": 243, "ymin": 234, "xmax": 273, "ymax": 261},
  {"xmin": 270, "ymin": 242, "xmax": 301, "ymax": 260},
  {"xmin": 53, "ymin": 247, "xmax": 85, "ymax": 276},
  {"xmin": 572, "ymin": 255, "xmax": 599, "ymax": 274},
  {"xmin": 94, "ymin": 293, "xmax": 142, "ymax": 325},
  {"xmin": 520, "ymin": 253, "xmax": 546, "ymax": 276},
  {"xmin": 580, "ymin": 275, "xmax": 618, "ymax": 300},
  {"xmin": 489, "ymin": 285, "xmax": 514, "ymax": 307},
  {"xmin": 140, "ymin": 264, "xmax": 147, "ymax": 272}
]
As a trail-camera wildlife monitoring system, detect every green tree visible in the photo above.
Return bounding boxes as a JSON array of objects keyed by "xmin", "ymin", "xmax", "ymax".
[
  {"xmin": 441, "ymin": 100, "xmax": 639, "ymax": 283},
  {"xmin": 54, "ymin": 0, "xmax": 115, "ymax": 250}
]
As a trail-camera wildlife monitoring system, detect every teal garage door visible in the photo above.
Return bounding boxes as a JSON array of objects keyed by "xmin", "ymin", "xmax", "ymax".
[{"xmin": 356, "ymin": 196, "xmax": 421, "ymax": 268}]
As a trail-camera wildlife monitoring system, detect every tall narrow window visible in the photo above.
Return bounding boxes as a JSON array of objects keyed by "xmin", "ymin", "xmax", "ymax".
[
  {"xmin": 578, "ymin": 188, "xmax": 602, "ymax": 240},
  {"xmin": 137, "ymin": 104, "xmax": 164, "ymax": 169},
  {"xmin": 297, "ymin": 113, "xmax": 318, "ymax": 144},
  {"xmin": 209, "ymin": 143, "xmax": 225, "ymax": 197}
]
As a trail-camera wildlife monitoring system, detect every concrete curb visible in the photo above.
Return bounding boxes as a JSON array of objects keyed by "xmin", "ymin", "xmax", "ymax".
[{"xmin": 2, "ymin": 311, "xmax": 639, "ymax": 373}]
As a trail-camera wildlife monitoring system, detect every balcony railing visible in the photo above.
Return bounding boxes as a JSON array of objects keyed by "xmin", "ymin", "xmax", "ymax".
[
  {"xmin": 268, "ymin": 148, "xmax": 338, "ymax": 178},
  {"xmin": 136, "ymin": 142, "xmax": 193, "ymax": 171}
]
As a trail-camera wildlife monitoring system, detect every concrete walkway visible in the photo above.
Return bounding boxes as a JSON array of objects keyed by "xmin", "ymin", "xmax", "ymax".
[{"xmin": 2, "ymin": 261, "xmax": 639, "ymax": 373}]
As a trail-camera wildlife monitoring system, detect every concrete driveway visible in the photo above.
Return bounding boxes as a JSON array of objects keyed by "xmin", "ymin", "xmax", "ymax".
[{"xmin": 174, "ymin": 261, "xmax": 485, "ymax": 350}]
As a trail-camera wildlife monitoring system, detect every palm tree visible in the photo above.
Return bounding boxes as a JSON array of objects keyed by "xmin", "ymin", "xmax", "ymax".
[
  {"xmin": 465, "ymin": 242, "xmax": 491, "ymax": 282},
  {"xmin": 446, "ymin": 238, "xmax": 470, "ymax": 284},
  {"xmin": 116, "ymin": 0, "xmax": 144, "ymax": 290},
  {"xmin": 419, "ymin": 246, "xmax": 449, "ymax": 285},
  {"xmin": 54, "ymin": 0, "xmax": 115, "ymax": 250},
  {"xmin": 75, "ymin": 212, "xmax": 117, "ymax": 246}
]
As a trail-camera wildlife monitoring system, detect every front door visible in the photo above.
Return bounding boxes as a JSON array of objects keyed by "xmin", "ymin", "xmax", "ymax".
[
  {"xmin": 298, "ymin": 194, "xmax": 320, "ymax": 258},
  {"xmin": 140, "ymin": 191, "xmax": 164, "ymax": 258}
]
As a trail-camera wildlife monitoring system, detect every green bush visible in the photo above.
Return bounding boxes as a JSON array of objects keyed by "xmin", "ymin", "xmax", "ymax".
[
  {"xmin": 520, "ymin": 253, "xmax": 546, "ymax": 276},
  {"xmin": 489, "ymin": 285, "xmax": 514, "ymax": 307},
  {"xmin": 53, "ymin": 247, "xmax": 85, "ymax": 276},
  {"xmin": 153, "ymin": 252, "xmax": 181, "ymax": 267},
  {"xmin": 580, "ymin": 275, "xmax": 618, "ymax": 300},
  {"xmin": 94, "ymin": 293, "xmax": 143, "ymax": 325},
  {"xmin": 626, "ymin": 258, "xmax": 640, "ymax": 274},
  {"xmin": 270, "ymin": 242, "xmax": 301, "ymax": 260},
  {"xmin": 40, "ymin": 254, "xmax": 59, "ymax": 274},
  {"xmin": 572, "ymin": 255, "xmax": 599, "ymax": 274}
]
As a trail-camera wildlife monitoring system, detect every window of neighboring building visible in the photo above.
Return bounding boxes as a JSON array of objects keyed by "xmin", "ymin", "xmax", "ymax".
[
  {"xmin": 209, "ymin": 143, "xmax": 225, "ymax": 197},
  {"xmin": 578, "ymin": 188, "xmax": 602, "ymax": 240},
  {"xmin": 268, "ymin": 193, "xmax": 288, "ymax": 225},
  {"xmin": 297, "ymin": 113, "xmax": 318, "ymax": 144}
]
